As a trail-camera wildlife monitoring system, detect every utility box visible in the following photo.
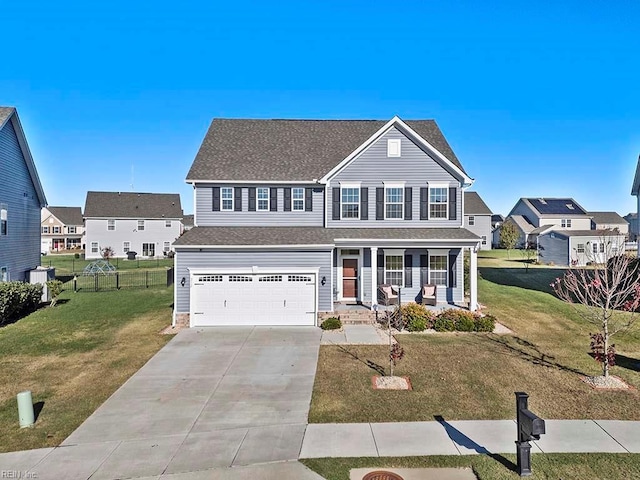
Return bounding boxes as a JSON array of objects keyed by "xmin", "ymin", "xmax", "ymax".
[{"xmin": 29, "ymin": 267, "xmax": 56, "ymax": 302}]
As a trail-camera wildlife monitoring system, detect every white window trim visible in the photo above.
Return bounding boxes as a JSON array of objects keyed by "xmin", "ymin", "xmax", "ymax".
[
  {"xmin": 468, "ymin": 215, "xmax": 475, "ymax": 226},
  {"xmin": 68, "ymin": 226, "xmax": 77, "ymax": 234},
  {"xmin": 107, "ymin": 220, "xmax": 115, "ymax": 231},
  {"xmin": 142, "ymin": 242, "xmax": 155, "ymax": 257},
  {"xmin": 428, "ymin": 253, "xmax": 449, "ymax": 287},
  {"xmin": 42, "ymin": 226, "xmax": 49, "ymax": 233},
  {"xmin": 163, "ymin": 241, "xmax": 171, "ymax": 252},
  {"xmin": 428, "ymin": 183, "xmax": 449, "ymax": 220},
  {"xmin": 257, "ymin": 187, "xmax": 270, "ymax": 212},
  {"xmin": 340, "ymin": 184, "xmax": 361, "ymax": 220},
  {"xmin": 0, "ymin": 266, "xmax": 8, "ymax": 282},
  {"xmin": 387, "ymin": 138, "xmax": 401, "ymax": 157},
  {"xmin": 123, "ymin": 241, "xmax": 131, "ymax": 253},
  {"xmin": 137, "ymin": 220, "xmax": 145, "ymax": 231},
  {"xmin": 91, "ymin": 241, "xmax": 99, "ymax": 254},
  {"xmin": 292, "ymin": 187, "xmax": 305, "ymax": 212},
  {"xmin": 165, "ymin": 220, "xmax": 171, "ymax": 227},
  {"xmin": 384, "ymin": 183, "xmax": 404, "ymax": 220},
  {"xmin": 221, "ymin": 187, "xmax": 234, "ymax": 211},
  {"xmin": 384, "ymin": 248, "xmax": 405, "ymax": 287}
]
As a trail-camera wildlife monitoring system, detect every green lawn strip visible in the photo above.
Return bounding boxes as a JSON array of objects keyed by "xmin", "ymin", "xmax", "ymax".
[
  {"xmin": 42, "ymin": 254, "xmax": 174, "ymax": 274},
  {"xmin": 0, "ymin": 286, "xmax": 174, "ymax": 452},
  {"xmin": 301, "ymin": 453, "xmax": 640, "ymax": 480}
]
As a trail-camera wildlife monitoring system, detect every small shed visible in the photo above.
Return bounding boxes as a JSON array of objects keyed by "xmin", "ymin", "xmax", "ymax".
[{"xmin": 29, "ymin": 267, "xmax": 56, "ymax": 302}]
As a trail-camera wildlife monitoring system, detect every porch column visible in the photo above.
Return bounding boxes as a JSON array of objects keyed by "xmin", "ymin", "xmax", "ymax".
[
  {"xmin": 469, "ymin": 245, "xmax": 478, "ymax": 311},
  {"xmin": 371, "ymin": 247, "xmax": 378, "ymax": 306}
]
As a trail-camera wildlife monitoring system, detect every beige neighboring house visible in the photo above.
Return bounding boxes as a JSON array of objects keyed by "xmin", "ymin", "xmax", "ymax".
[
  {"xmin": 41, "ymin": 206, "xmax": 84, "ymax": 253},
  {"xmin": 588, "ymin": 211, "xmax": 629, "ymax": 237}
]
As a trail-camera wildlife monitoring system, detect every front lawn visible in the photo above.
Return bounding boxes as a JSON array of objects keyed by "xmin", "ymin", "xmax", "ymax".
[
  {"xmin": 309, "ymin": 254, "xmax": 640, "ymax": 423},
  {"xmin": 0, "ymin": 286, "xmax": 174, "ymax": 452},
  {"xmin": 301, "ymin": 454, "xmax": 640, "ymax": 480}
]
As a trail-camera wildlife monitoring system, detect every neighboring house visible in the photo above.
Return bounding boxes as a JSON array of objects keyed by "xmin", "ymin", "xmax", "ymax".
[
  {"xmin": 491, "ymin": 214, "xmax": 504, "ymax": 248},
  {"xmin": 463, "ymin": 191, "xmax": 492, "ymax": 250},
  {"xmin": 181, "ymin": 214, "xmax": 194, "ymax": 232},
  {"xmin": 0, "ymin": 107, "xmax": 47, "ymax": 281},
  {"xmin": 623, "ymin": 213, "xmax": 638, "ymax": 241},
  {"xmin": 84, "ymin": 191, "xmax": 183, "ymax": 259},
  {"xmin": 173, "ymin": 116, "xmax": 482, "ymax": 328},
  {"xmin": 588, "ymin": 211, "xmax": 628, "ymax": 237},
  {"xmin": 41, "ymin": 206, "xmax": 84, "ymax": 253},
  {"xmin": 503, "ymin": 198, "xmax": 625, "ymax": 266}
]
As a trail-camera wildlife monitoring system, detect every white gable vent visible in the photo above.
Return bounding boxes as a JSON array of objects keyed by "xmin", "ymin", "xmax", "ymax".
[{"xmin": 387, "ymin": 139, "xmax": 401, "ymax": 157}]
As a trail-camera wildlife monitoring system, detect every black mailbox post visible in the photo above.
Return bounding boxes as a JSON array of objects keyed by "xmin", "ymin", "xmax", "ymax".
[{"xmin": 515, "ymin": 392, "xmax": 546, "ymax": 476}]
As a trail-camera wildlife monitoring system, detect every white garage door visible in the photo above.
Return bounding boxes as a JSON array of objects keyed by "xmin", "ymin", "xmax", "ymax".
[{"xmin": 191, "ymin": 272, "xmax": 317, "ymax": 326}]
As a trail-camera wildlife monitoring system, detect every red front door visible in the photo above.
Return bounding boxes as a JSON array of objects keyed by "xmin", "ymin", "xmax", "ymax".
[{"xmin": 342, "ymin": 258, "xmax": 358, "ymax": 299}]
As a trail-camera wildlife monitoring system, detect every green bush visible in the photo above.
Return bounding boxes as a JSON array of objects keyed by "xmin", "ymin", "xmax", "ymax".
[
  {"xmin": 475, "ymin": 314, "xmax": 496, "ymax": 332},
  {"xmin": 74, "ymin": 253, "xmax": 80, "ymax": 259},
  {"xmin": 46, "ymin": 280, "xmax": 64, "ymax": 306},
  {"xmin": 321, "ymin": 317, "xmax": 342, "ymax": 330},
  {"xmin": 455, "ymin": 314, "xmax": 476, "ymax": 332},
  {"xmin": 400, "ymin": 302, "xmax": 434, "ymax": 332},
  {"xmin": 0, "ymin": 282, "xmax": 43, "ymax": 325},
  {"xmin": 434, "ymin": 309, "xmax": 480, "ymax": 332},
  {"xmin": 433, "ymin": 315, "xmax": 456, "ymax": 332}
]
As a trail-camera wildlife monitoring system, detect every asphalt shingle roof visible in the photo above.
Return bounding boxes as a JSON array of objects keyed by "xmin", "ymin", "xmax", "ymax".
[
  {"xmin": 174, "ymin": 226, "xmax": 480, "ymax": 247},
  {"xmin": 186, "ymin": 119, "xmax": 466, "ymax": 182},
  {"xmin": 47, "ymin": 206, "xmax": 83, "ymax": 225},
  {"xmin": 588, "ymin": 211, "xmax": 627, "ymax": 225},
  {"xmin": 508, "ymin": 215, "xmax": 535, "ymax": 233},
  {"xmin": 0, "ymin": 106, "xmax": 14, "ymax": 126},
  {"xmin": 552, "ymin": 229, "xmax": 625, "ymax": 238},
  {"xmin": 84, "ymin": 192, "xmax": 182, "ymax": 219},
  {"xmin": 464, "ymin": 192, "xmax": 492, "ymax": 215}
]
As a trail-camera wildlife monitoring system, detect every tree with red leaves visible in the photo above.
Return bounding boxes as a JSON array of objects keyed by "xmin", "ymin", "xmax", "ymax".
[{"xmin": 551, "ymin": 236, "xmax": 640, "ymax": 378}]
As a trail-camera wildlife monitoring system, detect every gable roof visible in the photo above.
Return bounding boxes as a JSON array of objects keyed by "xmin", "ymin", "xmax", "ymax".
[
  {"xmin": 549, "ymin": 229, "xmax": 626, "ymax": 239},
  {"xmin": 588, "ymin": 211, "xmax": 627, "ymax": 225},
  {"xmin": 0, "ymin": 106, "xmax": 47, "ymax": 206},
  {"xmin": 464, "ymin": 191, "xmax": 492, "ymax": 215},
  {"xmin": 632, "ymin": 155, "xmax": 640, "ymax": 196},
  {"xmin": 46, "ymin": 206, "xmax": 83, "ymax": 225},
  {"xmin": 186, "ymin": 118, "xmax": 468, "ymax": 182},
  {"xmin": 522, "ymin": 198, "xmax": 587, "ymax": 216},
  {"xmin": 508, "ymin": 215, "xmax": 535, "ymax": 234},
  {"xmin": 84, "ymin": 192, "xmax": 182, "ymax": 219},
  {"xmin": 182, "ymin": 214, "xmax": 194, "ymax": 227}
]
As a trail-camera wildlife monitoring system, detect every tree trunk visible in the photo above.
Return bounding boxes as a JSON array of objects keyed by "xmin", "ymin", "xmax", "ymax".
[{"xmin": 603, "ymin": 322, "xmax": 610, "ymax": 378}]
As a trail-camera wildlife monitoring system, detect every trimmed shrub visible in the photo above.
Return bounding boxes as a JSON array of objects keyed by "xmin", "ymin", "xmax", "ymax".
[
  {"xmin": 455, "ymin": 314, "xmax": 476, "ymax": 332},
  {"xmin": 400, "ymin": 302, "xmax": 434, "ymax": 332},
  {"xmin": 433, "ymin": 315, "xmax": 456, "ymax": 332},
  {"xmin": 321, "ymin": 317, "xmax": 342, "ymax": 330},
  {"xmin": 434, "ymin": 309, "xmax": 477, "ymax": 332},
  {"xmin": 46, "ymin": 280, "xmax": 64, "ymax": 306},
  {"xmin": 475, "ymin": 314, "xmax": 496, "ymax": 332},
  {"xmin": 0, "ymin": 281, "xmax": 43, "ymax": 325}
]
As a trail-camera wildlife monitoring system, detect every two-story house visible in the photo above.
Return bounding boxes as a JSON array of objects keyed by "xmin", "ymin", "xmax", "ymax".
[
  {"xmin": 84, "ymin": 191, "xmax": 183, "ymax": 259},
  {"xmin": 504, "ymin": 198, "xmax": 625, "ymax": 266},
  {"xmin": 588, "ymin": 211, "xmax": 628, "ymax": 237},
  {"xmin": 41, "ymin": 206, "xmax": 84, "ymax": 253},
  {"xmin": 463, "ymin": 191, "xmax": 492, "ymax": 250},
  {"xmin": 0, "ymin": 107, "xmax": 47, "ymax": 282},
  {"xmin": 623, "ymin": 213, "xmax": 638, "ymax": 241},
  {"xmin": 173, "ymin": 117, "xmax": 482, "ymax": 327}
]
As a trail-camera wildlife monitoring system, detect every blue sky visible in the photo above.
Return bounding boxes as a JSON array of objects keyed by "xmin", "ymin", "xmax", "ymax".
[{"xmin": 3, "ymin": 0, "xmax": 640, "ymax": 216}]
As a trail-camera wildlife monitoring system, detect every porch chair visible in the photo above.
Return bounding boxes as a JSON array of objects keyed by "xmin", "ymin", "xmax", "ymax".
[
  {"xmin": 378, "ymin": 284, "xmax": 399, "ymax": 306},
  {"xmin": 421, "ymin": 284, "xmax": 437, "ymax": 306}
]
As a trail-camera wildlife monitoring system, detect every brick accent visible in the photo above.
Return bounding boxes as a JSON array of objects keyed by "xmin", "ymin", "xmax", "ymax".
[
  {"xmin": 318, "ymin": 310, "xmax": 377, "ymax": 325},
  {"xmin": 175, "ymin": 313, "xmax": 190, "ymax": 328}
]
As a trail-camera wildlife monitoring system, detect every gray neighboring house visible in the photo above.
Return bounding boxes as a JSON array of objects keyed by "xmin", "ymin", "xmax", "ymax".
[
  {"xmin": 174, "ymin": 116, "xmax": 483, "ymax": 327},
  {"xmin": 463, "ymin": 191, "xmax": 492, "ymax": 250},
  {"xmin": 623, "ymin": 213, "xmax": 638, "ymax": 241},
  {"xmin": 588, "ymin": 211, "xmax": 628, "ymax": 237},
  {"xmin": 181, "ymin": 214, "xmax": 194, "ymax": 232},
  {"xmin": 0, "ymin": 107, "xmax": 47, "ymax": 282},
  {"xmin": 84, "ymin": 192, "xmax": 183, "ymax": 259},
  {"xmin": 491, "ymin": 213, "xmax": 504, "ymax": 247}
]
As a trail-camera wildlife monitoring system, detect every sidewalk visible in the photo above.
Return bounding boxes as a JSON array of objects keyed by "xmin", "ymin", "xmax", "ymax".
[{"xmin": 300, "ymin": 419, "xmax": 640, "ymax": 458}]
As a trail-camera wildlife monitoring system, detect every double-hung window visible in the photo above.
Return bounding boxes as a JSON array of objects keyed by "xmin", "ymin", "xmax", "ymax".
[
  {"xmin": 561, "ymin": 219, "xmax": 572, "ymax": 228},
  {"xmin": 429, "ymin": 254, "xmax": 448, "ymax": 286},
  {"xmin": 163, "ymin": 241, "xmax": 171, "ymax": 252},
  {"xmin": 429, "ymin": 185, "xmax": 448, "ymax": 219},
  {"xmin": 385, "ymin": 252, "xmax": 404, "ymax": 286},
  {"xmin": 257, "ymin": 188, "xmax": 270, "ymax": 211},
  {"xmin": 42, "ymin": 226, "xmax": 49, "ymax": 234},
  {"xmin": 68, "ymin": 226, "xmax": 76, "ymax": 234},
  {"xmin": 341, "ymin": 186, "xmax": 360, "ymax": 219},
  {"xmin": 468, "ymin": 216, "xmax": 475, "ymax": 226},
  {"xmin": 91, "ymin": 242, "xmax": 99, "ymax": 254},
  {"xmin": 123, "ymin": 241, "xmax": 131, "ymax": 253},
  {"xmin": 0, "ymin": 205, "xmax": 7, "ymax": 236},
  {"xmin": 165, "ymin": 220, "xmax": 171, "ymax": 228},
  {"xmin": 221, "ymin": 187, "xmax": 234, "ymax": 211},
  {"xmin": 385, "ymin": 185, "xmax": 403, "ymax": 219},
  {"xmin": 107, "ymin": 220, "xmax": 115, "ymax": 231},
  {"xmin": 292, "ymin": 187, "xmax": 305, "ymax": 211},
  {"xmin": 137, "ymin": 220, "xmax": 145, "ymax": 231},
  {"xmin": 577, "ymin": 243, "xmax": 585, "ymax": 253},
  {"xmin": 53, "ymin": 226, "xmax": 61, "ymax": 234}
]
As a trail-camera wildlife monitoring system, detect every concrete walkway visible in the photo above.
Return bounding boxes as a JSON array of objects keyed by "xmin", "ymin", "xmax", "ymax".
[
  {"xmin": 321, "ymin": 324, "xmax": 390, "ymax": 345},
  {"xmin": 300, "ymin": 419, "xmax": 640, "ymax": 458}
]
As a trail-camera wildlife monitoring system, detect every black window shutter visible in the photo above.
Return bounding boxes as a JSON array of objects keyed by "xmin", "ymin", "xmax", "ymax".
[
  {"xmin": 332, "ymin": 187, "xmax": 340, "ymax": 220},
  {"xmin": 420, "ymin": 254, "xmax": 428, "ymax": 286},
  {"xmin": 212, "ymin": 187, "xmax": 220, "ymax": 211},
  {"xmin": 360, "ymin": 187, "xmax": 368, "ymax": 220},
  {"xmin": 270, "ymin": 187, "xmax": 278, "ymax": 211},
  {"xmin": 404, "ymin": 187, "xmax": 412, "ymax": 220},
  {"xmin": 404, "ymin": 254, "xmax": 413, "ymax": 287},
  {"xmin": 449, "ymin": 187, "xmax": 457, "ymax": 220},
  {"xmin": 420, "ymin": 187, "xmax": 428, "ymax": 220},
  {"xmin": 377, "ymin": 253, "xmax": 385, "ymax": 286},
  {"xmin": 234, "ymin": 187, "xmax": 242, "ymax": 211},
  {"xmin": 449, "ymin": 251, "xmax": 457, "ymax": 287},
  {"xmin": 305, "ymin": 188, "xmax": 313, "ymax": 212},
  {"xmin": 376, "ymin": 187, "xmax": 384, "ymax": 220},
  {"xmin": 248, "ymin": 187, "xmax": 256, "ymax": 211},
  {"xmin": 284, "ymin": 188, "xmax": 291, "ymax": 212}
]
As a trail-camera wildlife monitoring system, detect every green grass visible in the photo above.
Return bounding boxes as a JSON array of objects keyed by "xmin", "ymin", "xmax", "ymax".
[
  {"xmin": 309, "ymin": 252, "xmax": 640, "ymax": 423},
  {"xmin": 0, "ymin": 285, "xmax": 174, "ymax": 452},
  {"xmin": 301, "ymin": 454, "xmax": 640, "ymax": 480},
  {"xmin": 42, "ymin": 253, "xmax": 174, "ymax": 274}
]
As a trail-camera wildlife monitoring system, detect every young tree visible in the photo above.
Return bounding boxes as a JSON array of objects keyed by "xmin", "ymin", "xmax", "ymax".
[
  {"xmin": 499, "ymin": 220, "xmax": 519, "ymax": 259},
  {"xmin": 520, "ymin": 240, "xmax": 538, "ymax": 273},
  {"xmin": 101, "ymin": 246, "xmax": 115, "ymax": 262},
  {"xmin": 551, "ymin": 237, "xmax": 640, "ymax": 378}
]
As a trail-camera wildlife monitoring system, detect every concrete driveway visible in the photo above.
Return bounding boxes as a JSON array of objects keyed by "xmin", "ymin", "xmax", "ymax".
[{"xmin": 3, "ymin": 326, "xmax": 324, "ymax": 480}]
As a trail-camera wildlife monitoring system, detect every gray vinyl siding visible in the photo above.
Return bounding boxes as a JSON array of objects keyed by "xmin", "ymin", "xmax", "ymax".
[
  {"xmin": 174, "ymin": 248, "xmax": 332, "ymax": 313},
  {"xmin": 509, "ymin": 201, "xmax": 540, "ymax": 227},
  {"xmin": 327, "ymin": 127, "xmax": 462, "ymax": 228},
  {"xmin": 0, "ymin": 120, "xmax": 42, "ymax": 281},
  {"xmin": 538, "ymin": 233, "xmax": 569, "ymax": 266},
  {"xmin": 195, "ymin": 184, "xmax": 324, "ymax": 227},
  {"xmin": 465, "ymin": 214, "xmax": 492, "ymax": 250}
]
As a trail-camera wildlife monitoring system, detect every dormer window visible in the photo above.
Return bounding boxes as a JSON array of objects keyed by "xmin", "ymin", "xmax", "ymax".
[{"xmin": 387, "ymin": 139, "xmax": 401, "ymax": 157}]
